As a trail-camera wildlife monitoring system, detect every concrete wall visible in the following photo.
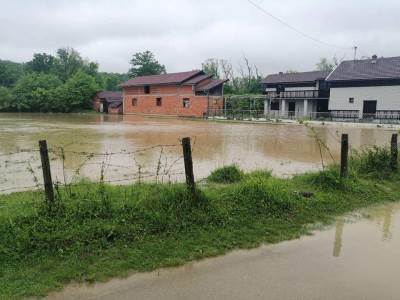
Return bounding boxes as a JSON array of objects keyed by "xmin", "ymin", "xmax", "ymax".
[{"xmin": 329, "ymin": 86, "xmax": 400, "ymax": 111}]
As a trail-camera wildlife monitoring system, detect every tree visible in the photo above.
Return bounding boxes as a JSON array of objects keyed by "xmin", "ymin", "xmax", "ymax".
[
  {"xmin": 128, "ymin": 50, "xmax": 166, "ymax": 77},
  {"xmin": 202, "ymin": 58, "xmax": 220, "ymax": 79},
  {"xmin": 25, "ymin": 53, "xmax": 56, "ymax": 74},
  {"xmin": 56, "ymin": 71, "xmax": 100, "ymax": 112},
  {"xmin": 98, "ymin": 72, "xmax": 129, "ymax": 91},
  {"xmin": 0, "ymin": 87, "xmax": 13, "ymax": 111},
  {"xmin": 316, "ymin": 57, "xmax": 339, "ymax": 72},
  {"xmin": 54, "ymin": 47, "xmax": 85, "ymax": 81},
  {"xmin": 0, "ymin": 60, "xmax": 24, "ymax": 87},
  {"xmin": 13, "ymin": 73, "xmax": 62, "ymax": 112}
]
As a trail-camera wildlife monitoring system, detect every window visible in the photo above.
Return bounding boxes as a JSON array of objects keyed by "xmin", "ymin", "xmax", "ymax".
[
  {"xmin": 156, "ymin": 97, "xmax": 162, "ymax": 106},
  {"xmin": 270, "ymin": 101, "xmax": 280, "ymax": 111},
  {"xmin": 349, "ymin": 97, "xmax": 354, "ymax": 104},
  {"xmin": 132, "ymin": 98, "xmax": 138, "ymax": 106},
  {"xmin": 144, "ymin": 85, "xmax": 150, "ymax": 94},
  {"xmin": 183, "ymin": 98, "xmax": 190, "ymax": 108}
]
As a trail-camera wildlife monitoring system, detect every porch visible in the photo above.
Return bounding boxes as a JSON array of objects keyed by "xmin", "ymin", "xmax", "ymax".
[{"xmin": 264, "ymin": 98, "xmax": 329, "ymax": 118}]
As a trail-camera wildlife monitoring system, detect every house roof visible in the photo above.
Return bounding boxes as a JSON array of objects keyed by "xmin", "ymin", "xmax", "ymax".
[
  {"xmin": 326, "ymin": 56, "xmax": 400, "ymax": 82},
  {"xmin": 184, "ymin": 74, "xmax": 213, "ymax": 85},
  {"xmin": 96, "ymin": 91, "xmax": 122, "ymax": 102},
  {"xmin": 109, "ymin": 101, "xmax": 122, "ymax": 108},
  {"xmin": 262, "ymin": 70, "xmax": 330, "ymax": 84},
  {"xmin": 119, "ymin": 70, "xmax": 204, "ymax": 87},
  {"xmin": 196, "ymin": 79, "xmax": 228, "ymax": 91}
]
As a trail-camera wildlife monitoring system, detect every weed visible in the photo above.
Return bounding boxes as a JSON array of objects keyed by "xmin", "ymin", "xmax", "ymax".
[{"xmin": 207, "ymin": 165, "xmax": 244, "ymax": 183}]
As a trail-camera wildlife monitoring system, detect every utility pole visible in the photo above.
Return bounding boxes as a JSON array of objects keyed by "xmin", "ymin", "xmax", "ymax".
[{"xmin": 353, "ymin": 46, "xmax": 358, "ymax": 60}]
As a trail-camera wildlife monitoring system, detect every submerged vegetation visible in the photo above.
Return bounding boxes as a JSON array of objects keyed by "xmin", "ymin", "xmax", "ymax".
[{"xmin": 0, "ymin": 145, "xmax": 399, "ymax": 299}]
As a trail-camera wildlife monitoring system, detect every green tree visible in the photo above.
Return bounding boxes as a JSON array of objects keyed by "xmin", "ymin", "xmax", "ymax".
[
  {"xmin": 316, "ymin": 57, "xmax": 339, "ymax": 72},
  {"xmin": 128, "ymin": 50, "xmax": 166, "ymax": 77},
  {"xmin": 25, "ymin": 53, "xmax": 56, "ymax": 74},
  {"xmin": 98, "ymin": 72, "xmax": 128, "ymax": 91},
  {"xmin": 13, "ymin": 73, "xmax": 62, "ymax": 112},
  {"xmin": 202, "ymin": 58, "xmax": 220, "ymax": 79},
  {"xmin": 54, "ymin": 47, "xmax": 85, "ymax": 81},
  {"xmin": 0, "ymin": 86, "xmax": 13, "ymax": 111},
  {"xmin": 57, "ymin": 71, "xmax": 100, "ymax": 112},
  {"xmin": 0, "ymin": 60, "xmax": 24, "ymax": 87}
]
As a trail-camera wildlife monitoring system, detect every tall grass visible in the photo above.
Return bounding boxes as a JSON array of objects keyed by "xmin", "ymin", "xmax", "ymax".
[{"xmin": 0, "ymin": 145, "xmax": 399, "ymax": 299}]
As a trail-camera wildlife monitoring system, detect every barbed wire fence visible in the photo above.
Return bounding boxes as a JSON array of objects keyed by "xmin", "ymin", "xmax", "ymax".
[{"xmin": 0, "ymin": 137, "xmax": 198, "ymax": 197}]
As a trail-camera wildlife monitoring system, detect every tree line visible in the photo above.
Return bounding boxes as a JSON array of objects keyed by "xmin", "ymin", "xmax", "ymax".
[
  {"xmin": 0, "ymin": 46, "xmax": 337, "ymax": 112},
  {"xmin": 0, "ymin": 48, "xmax": 131, "ymax": 112}
]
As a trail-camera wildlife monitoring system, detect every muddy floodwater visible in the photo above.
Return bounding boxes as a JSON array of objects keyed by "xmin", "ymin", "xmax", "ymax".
[
  {"xmin": 0, "ymin": 113, "xmax": 398, "ymax": 192},
  {"xmin": 46, "ymin": 202, "xmax": 400, "ymax": 300}
]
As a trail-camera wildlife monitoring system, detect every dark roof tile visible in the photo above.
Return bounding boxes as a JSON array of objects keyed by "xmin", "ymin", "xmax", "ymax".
[
  {"xmin": 96, "ymin": 91, "xmax": 122, "ymax": 102},
  {"xmin": 120, "ymin": 70, "xmax": 204, "ymax": 87},
  {"xmin": 196, "ymin": 79, "xmax": 228, "ymax": 91},
  {"xmin": 262, "ymin": 70, "xmax": 330, "ymax": 84},
  {"xmin": 326, "ymin": 56, "xmax": 400, "ymax": 81}
]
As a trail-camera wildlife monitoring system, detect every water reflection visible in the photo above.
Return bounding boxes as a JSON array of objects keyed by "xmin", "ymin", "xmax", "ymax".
[
  {"xmin": 333, "ymin": 217, "xmax": 344, "ymax": 257},
  {"xmin": 332, "ymin": 203, "xmax": 397, "ymax": 257}
]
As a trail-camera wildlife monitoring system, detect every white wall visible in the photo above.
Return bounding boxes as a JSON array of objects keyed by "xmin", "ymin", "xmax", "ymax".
[{"xmin": 329, "ymin": 85, "xmax": 400, "ymax": 111}]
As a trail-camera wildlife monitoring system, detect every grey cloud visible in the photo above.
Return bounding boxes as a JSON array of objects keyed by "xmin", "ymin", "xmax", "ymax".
[{"xmin": 1, "ymin": 0, "xmax": 399, "ymax": 75}]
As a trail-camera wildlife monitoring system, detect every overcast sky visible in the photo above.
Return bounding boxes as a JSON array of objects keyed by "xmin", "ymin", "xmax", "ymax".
[{"xmin": 1, "ymin": 0, "xmax": 400, "ymax": 75}]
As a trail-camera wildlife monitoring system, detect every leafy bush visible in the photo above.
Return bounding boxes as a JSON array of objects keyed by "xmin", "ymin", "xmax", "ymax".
[
  {"xmin": 208, "ymin": 165, "xmax": 244, "ymax": 183},
  {"xmin": 351, "ymin": 146, "xmax": 395, "ymax": 179}
]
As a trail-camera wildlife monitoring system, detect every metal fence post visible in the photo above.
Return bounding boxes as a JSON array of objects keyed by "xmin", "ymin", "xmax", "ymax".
[
  {"xmin": 39, "ymin": 140, "xmax": 54, "ymax": 204},
  {"xmin": 182, "ymin": 137, "xmax": 196, "ymax": 195},
  {"xmin": 340, "ymin": 134, "xmax": 349, "ymax": 178},
  {"xmin": 391, "ymin": 133, "xmax": 398, "ymax": 171}
]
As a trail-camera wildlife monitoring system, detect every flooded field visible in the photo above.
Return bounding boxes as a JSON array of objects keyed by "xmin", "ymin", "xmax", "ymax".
[
  {"xmin": 47, "ymin": 201, "xmax": 400, "ymax": 300},
  {"xmin": 0, "ymin": 113, "xmax": 398, "ymax": 192}
]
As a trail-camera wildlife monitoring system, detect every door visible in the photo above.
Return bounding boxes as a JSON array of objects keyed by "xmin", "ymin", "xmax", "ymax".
[
  {"xmin": 316, "ymin": 100, "xmax": 329, "ymax": 112},
  {"xmin": 288, "ymin": 102, "xmax": 296, "ymax": 118},
  {"xmin": 363, "ymin": 100, "xmax": 377, "ymax": 118}
]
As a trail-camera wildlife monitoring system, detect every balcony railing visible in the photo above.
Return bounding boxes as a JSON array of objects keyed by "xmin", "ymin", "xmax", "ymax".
[{"xmin": 266, "ymin": 90, "xmax": 319, "ymax": 99}]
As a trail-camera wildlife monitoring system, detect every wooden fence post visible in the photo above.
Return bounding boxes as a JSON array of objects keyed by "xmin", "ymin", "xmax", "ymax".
[
  {"xmin": 340, "ymin": 134, "xmax": 349, "ymax": 178},
  {"xmin": 39, "ymin": 140, "xmax": 54, "ymax": 204},
  {"xmin": 182, "ymin": 137, "xmax": 196, "ymax": 195},
  {"xmin": 391, "ymin": 133, "xmax": 398, "ymax": 171}
]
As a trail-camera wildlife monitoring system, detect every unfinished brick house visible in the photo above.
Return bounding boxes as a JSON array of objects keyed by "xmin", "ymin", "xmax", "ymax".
[{"xmin": 119, "ymin": 70, "xmax": 227, "ymax": 117}]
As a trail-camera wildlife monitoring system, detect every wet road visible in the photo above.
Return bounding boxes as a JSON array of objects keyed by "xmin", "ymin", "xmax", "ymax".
[{"xmin": 47, "ymin": 202, "xmax": 400, "ymax": 300}]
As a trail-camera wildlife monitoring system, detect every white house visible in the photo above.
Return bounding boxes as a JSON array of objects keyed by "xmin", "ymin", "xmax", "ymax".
[
  {"xmin": 261, "ymin": 71, "xmax": 330, "ymax": 118},
  {"xmin": 326, "ymin": 55, "xmax": 400, "ymax": 119}
]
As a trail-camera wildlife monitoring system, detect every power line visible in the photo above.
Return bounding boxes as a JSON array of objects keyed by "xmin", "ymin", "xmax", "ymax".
[{"xmin": 246, "ymin": 0, "xmax": 352, "ymax": 51}]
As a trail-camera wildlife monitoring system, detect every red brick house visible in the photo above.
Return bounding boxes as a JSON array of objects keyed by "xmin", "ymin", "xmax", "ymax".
[
  {"xmin": 93, "ymin": 91, "xmax": 123, "ymax": 114},
  {"xmin": 119, "ymin": 70, "xmax": 227, "ymax": 117}
]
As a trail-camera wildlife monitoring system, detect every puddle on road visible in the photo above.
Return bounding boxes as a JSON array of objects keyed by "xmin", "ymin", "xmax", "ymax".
[
  {"xmin": 1, "ymin": 113, "xmax": 398, "ymax": 193},
  {"xmin": 47, "ymin": 202, "xmax": 400, "ymax": 300}
]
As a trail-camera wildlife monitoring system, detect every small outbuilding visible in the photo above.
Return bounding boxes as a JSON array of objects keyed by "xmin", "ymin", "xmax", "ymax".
[{"xmin": 93, "ymin": 91, "xmax": 123, "ymax": 114}]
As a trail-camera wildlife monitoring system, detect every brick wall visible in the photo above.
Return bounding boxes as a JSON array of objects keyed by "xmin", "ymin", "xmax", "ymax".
[
  {"xmin": 93, "ymin": 96, "xmax": 101, "ymax": 112},
  {"xmin": 123, "ymin": 84, "xmax": 223, "ymax": 117}
]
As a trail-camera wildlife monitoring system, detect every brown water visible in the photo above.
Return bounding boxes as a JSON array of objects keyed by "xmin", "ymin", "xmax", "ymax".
[
  {"xmin": 46, "ymin": 202, "xmax": 400, "ymax": 300},
  {"xmin": 0, "ymin": 113, "xmax": 398, "ymax": 193}
]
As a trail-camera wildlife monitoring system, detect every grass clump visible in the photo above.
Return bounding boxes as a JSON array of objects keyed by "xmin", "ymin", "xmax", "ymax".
[
  {"xmin": 350, "ymin": 146, "xmax": 397, "ymax": 179},
  {"xmin": 207, "ymin": 164, "xmax": 244, "ymax": 183},
  {"xmin": 0, "ymin": 145, "xmax": 400, "ymax": 299}
]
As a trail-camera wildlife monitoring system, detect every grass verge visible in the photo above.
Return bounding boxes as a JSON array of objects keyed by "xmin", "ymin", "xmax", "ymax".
[{"xmin": 0, "ymin": 147, "xmax": 399, "ymax": 299}]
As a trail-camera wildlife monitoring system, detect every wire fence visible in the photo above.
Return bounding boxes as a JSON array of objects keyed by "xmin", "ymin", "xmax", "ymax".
[{"xmin": 0, "ymin": 139, "xmax": 194, "ymax": 194}]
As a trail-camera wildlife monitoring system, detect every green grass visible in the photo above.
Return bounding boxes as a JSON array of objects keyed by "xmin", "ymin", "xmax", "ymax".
[
  {"xmin": 0, "ymin": 147, "xmax": 399, "ymax": 299},
  {"xmin": 207, "ymin": 164, "xmax": 244, "ymax": 183}
]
